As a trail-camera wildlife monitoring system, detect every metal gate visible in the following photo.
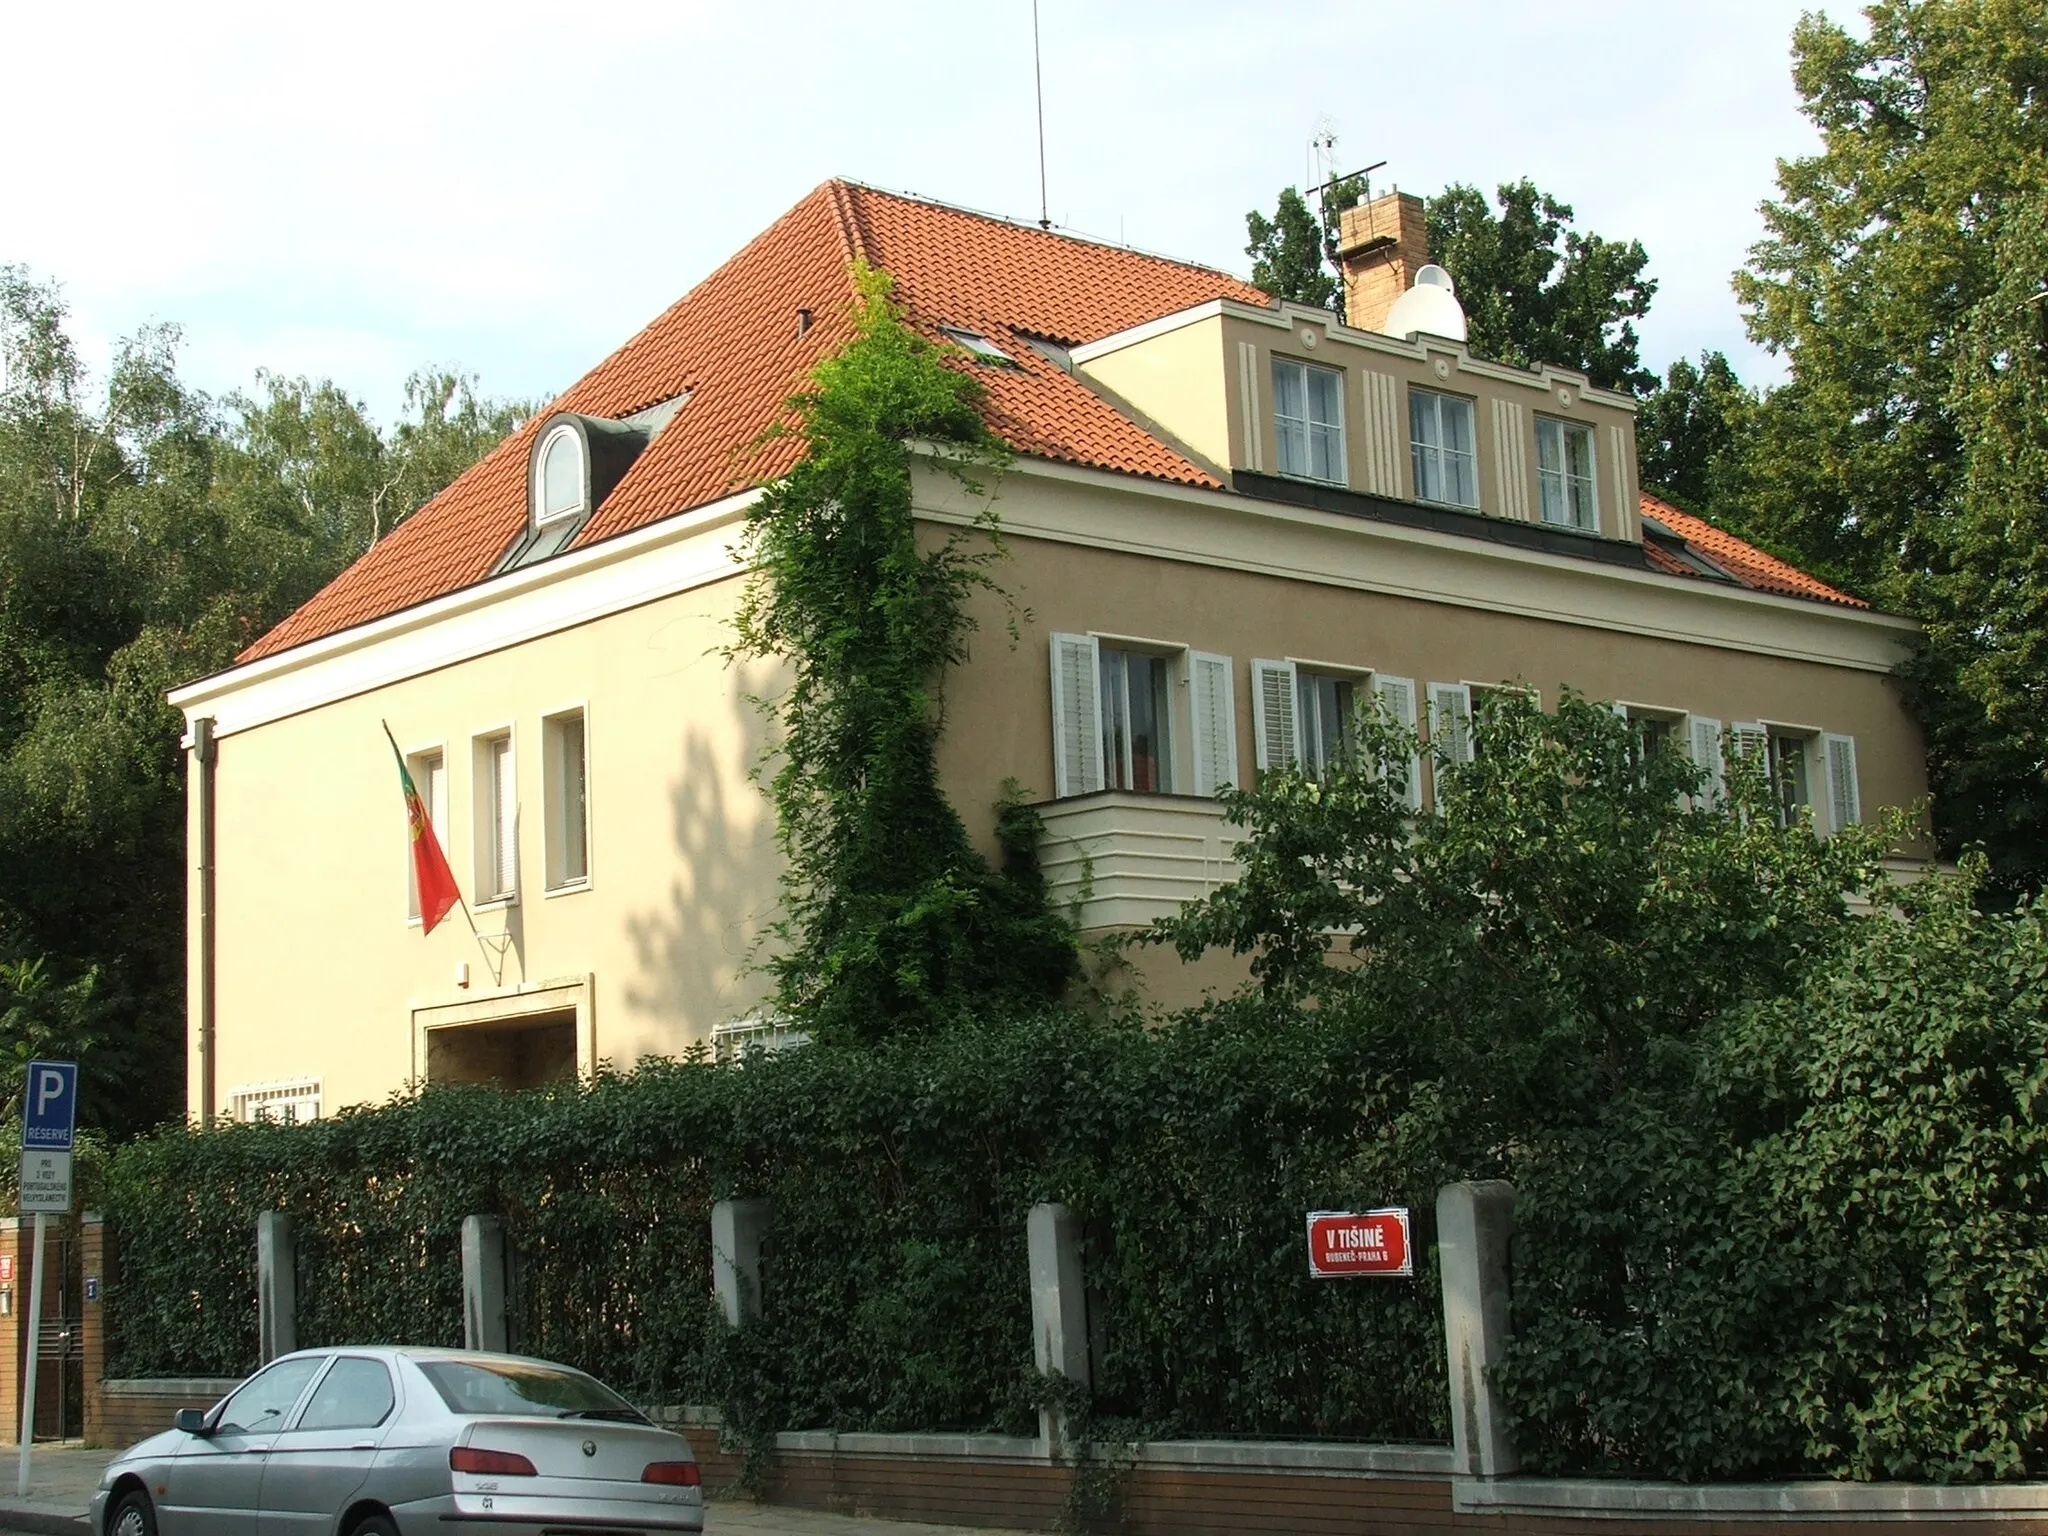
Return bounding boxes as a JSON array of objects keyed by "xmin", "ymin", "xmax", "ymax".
[{"xmin": 28, "ymin": 1230, "xmax": 84, "ymax": 1442}]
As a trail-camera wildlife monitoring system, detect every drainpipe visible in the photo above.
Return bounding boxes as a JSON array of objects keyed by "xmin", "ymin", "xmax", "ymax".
[{"xmin": 194, "ymin": 716, "xmax": 218, "ymax": 1125}]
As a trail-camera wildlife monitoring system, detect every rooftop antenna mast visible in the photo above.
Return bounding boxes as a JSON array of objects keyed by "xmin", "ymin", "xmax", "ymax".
[{"xmin": 1033, "ymin": 0, "xmax": 1051, "ymax": 228}]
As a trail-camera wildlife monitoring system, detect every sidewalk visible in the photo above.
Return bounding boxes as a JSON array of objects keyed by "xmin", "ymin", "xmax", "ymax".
[{"xmin": 0, "ymin": 1444, "xmax": 1035, "ymax": 1535}]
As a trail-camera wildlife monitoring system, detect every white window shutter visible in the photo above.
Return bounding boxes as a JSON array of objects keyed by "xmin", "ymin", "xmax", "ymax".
[
  {"xmin": 1729, "ymin": 722, "xmax": 1769, "ymax": 789},
  {"xmin": 1049, "ymin": 633, "xmax": 1104, "ymax": 797},
  {"xmin": 1429, "ymin": 682, "xmax": 1473, "ymax": 766},
  {"xmin": 491, "ymin": 735, "xmax": 517, "ymax": 898},
  {"xmin": 1187, "ymin": 652, "xmax": 1238, "ymax": 798},
  {"xmin": 1687, "ymin": 715, "xmax": 1724, "ymax": 805},
  {"xmin": 1822, "ymin": 733, "xmax": 1861, "ymax": 833},
  {"xmin": 1250, "ymin": 658, "xmax": 1300, "ymax": 772},
  {"xmin": 1374, "ymin": 673, "xmax": 1423, "ymax": 811}
]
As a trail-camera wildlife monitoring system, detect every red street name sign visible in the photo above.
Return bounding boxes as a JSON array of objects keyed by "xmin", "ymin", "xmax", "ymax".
[{"xmin": 1306, "ymin": 1208, "xmax": 1413, "ymax": 1279}]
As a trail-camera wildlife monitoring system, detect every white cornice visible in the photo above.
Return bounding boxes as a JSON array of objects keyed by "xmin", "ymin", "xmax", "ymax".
[
  {"xmin": 923, "ymin": 456, "xmax": 1916, "ymax": 673},
  {"xmin": 168, "ymin": 489, "xmax": 758, "ymax": 741}
]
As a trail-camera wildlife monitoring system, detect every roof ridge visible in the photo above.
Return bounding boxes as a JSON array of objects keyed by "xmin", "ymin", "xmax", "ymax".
[
  {"xmin": 837, "ymin": 179, "xmax": 1268, "ymax": 294},
  {"xmin": 825, "ymin": 177, "xmax": 873, "ymax": 272}
]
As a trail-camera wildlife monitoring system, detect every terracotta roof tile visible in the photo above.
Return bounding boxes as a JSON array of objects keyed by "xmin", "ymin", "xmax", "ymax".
[
  {"xmin": 237, "ymin": 181, "xmax": 1865, "ymax": 664},
  {"xmin": 1639, "ymin": 493, "xmax": 1866, "ymax": 608}
]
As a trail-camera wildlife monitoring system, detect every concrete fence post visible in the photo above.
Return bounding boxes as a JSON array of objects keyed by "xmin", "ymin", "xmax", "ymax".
[
  {"xmin": 255, "ymin": 1213, "xmax": 296, "ymax": 1365},
  {"xmin": 1436, "ymin": 1180, "xmax": 1519, "ymax": 1478},
  {"xmin": 1027, "ymin": 1202, "xmax": 1089, "ymax": 1454},
  {"xmin": 711, "ymin": 1199, "xmax": 769, "ymax": 1329},
  {"xmin": 461, "ymin": 1216, "xmax": 508, "ymax": 1354}
]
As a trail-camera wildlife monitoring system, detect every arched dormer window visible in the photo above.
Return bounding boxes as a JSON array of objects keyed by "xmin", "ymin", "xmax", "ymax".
[
  {"xmin": 498, "ymin": 410, "xmax": 658, "ymax": 575},
  {"xmin": 535, "ymin": 425, "xmax": 587, "ymax": 523}
]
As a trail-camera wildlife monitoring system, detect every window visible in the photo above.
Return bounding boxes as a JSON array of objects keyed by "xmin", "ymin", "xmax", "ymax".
[
  {"xmin": 1769, "ymin": 730, "xmax": 1814, "ymax": 827},
  {"xmin": 295, "ymin": 1358, "xmax": 396, "ymax": 1432},
  {"xmin": 543, "ymin": 710, "xmax": 589, "ymax": 891},
  {"xmin": 215, "ymin": 1357, "xmax": 325, "ymax": 1437},
  {"xmin": 1252, "ymin": 660, "xmax": 1420, "ymax": 808},
  {"xmin": 417, "ymin": 1359, "xmax": 641, "ymax": 1420},
  {"xmin": 536, "ymin": 426, "xmax": 585, "ymax": 523},
  {"xmin": 1410, "ymin": 389, "xmax": 1478, "ymax": 509},
  {"xmin": 405, "ymin": 748, "xmax": 446, "ymax": 923},
  {"xmin": 475, "ymin": 731, "xmax": 517, "ymax": 903},
  {"xmin": 1296, "ymin": 669, "xmax": 1357, "ymax": 776},
  {"xmin": 938, "ymin": 326, "xmax": 1019, "ymax": 367},
  {"xmin": 1048, "ymin": 635, "xmax": 1237, "ymax": 799},
  {"xmin": 1821, "ymin": 733, "xmax": 1861, "ymax": 834},
  {"xmin": 230, "ymin": 1079, "xmax": 322, "ymax": 1125},
  {"xmin": 713, "ymin": 1011, "xmax": 812, "ymax": 1063},
  {"xmin": 1536, "ymin": 418, "xmax": 1598, "ymax": 531},
  {"xmin": 1272, "ymin": 359, "xmax": 1346, "ymax": 484},
  {"xmin": 1428, "ymin": 682, "xmax": 1474, "ymax": 768},
  {"xmin": 1100, "ymin": 644, "xmax": 1175, "ymax": 792}
]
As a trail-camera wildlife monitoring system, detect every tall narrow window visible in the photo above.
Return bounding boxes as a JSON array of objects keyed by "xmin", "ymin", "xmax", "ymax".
[
  {"xmin": 1536, "ymin": 418, "xmax": 1598, "ymax": 531},
  {"xmin": 1295, "ymin": 670, "xmax": 1358, "ymax": 777},
  {"xmin": 1410, "ymin": 389, "xmax": 1478, "ymax": 509},
  {"xmin": 475, "ymin": 732, "xmax": 517, "ymax": 903},
  {"xmin": 544, "ymin": 710, "xmax": 589, "ymax": 891},
  {"xmin": 536, "ymin": 427, "xmax": 586, "ymax": 523},
  {"xmin": 1273, "ymin": 359, "xmax": 1346, "ymax": 485},
  {"xmin": 1098, "ymin": 645, "xmax": 1174, "ymax": 793},
  {"xmin": 405, "ymin": 749, "xmax": 446, "ymax": 922},
  {"xmin": 1769, "ymin": 730, "xmax": 1814, "ymax": 828}
]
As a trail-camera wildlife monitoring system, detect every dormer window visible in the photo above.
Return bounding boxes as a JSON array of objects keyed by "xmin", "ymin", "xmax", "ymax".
[
  {"xmin": 536, "ymin": 426, "xmax": 587, "ymax": 523},
  {"xmin": 939, "ymin": 326, "xmax": 1019, "ymax": 367},
  {"xmin": 498, "ymin": 411, "xmax": 655, "ymax": 576}
]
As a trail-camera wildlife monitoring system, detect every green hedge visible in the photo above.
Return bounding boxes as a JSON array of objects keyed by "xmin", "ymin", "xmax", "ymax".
[
  {"xmin": 105, "ymin": 1009, "xmax": 1452, "ymax": 1445},
  {"xmin": 1501, "ymin": 887, "xmax": 2048, "ymax": 1482}
]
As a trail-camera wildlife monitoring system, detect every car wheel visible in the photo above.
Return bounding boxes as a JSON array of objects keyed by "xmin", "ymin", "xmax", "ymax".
[
  {"xmin": 108, "ymin": 1489, "xmax": 157, "ymax": 1536},
  {"xmin": 349, "ymin": 1515, "xmax": 400, "ymax": 1536}
]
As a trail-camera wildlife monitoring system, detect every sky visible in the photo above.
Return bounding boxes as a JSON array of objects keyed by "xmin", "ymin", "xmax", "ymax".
[{"xmin": 0, "ymin": 0, "xmax": 1836, "ymax": 424}]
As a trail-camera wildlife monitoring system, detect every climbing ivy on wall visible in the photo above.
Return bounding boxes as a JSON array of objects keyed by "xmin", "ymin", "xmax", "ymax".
[{"xmin": 728, "ymin": 263, "xmax": 1076, "ymax": 1044}]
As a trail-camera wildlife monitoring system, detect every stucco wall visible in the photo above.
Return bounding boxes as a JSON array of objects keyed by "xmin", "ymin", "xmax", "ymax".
[{"xmin": 184, "ymin": 463, "xmax": 1927, "ymax": 1117}]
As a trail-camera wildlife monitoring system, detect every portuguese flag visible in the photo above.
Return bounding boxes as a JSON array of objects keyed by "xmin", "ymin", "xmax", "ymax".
[{"xmin": 384, "ymin": 723, "xmax": 462, "ymax": 935}]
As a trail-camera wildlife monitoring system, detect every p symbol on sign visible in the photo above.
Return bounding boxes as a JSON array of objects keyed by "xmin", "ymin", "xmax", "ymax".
[{"xmin": 35, "ymin": 1070, "xmax": 64, "ymax": 1118}]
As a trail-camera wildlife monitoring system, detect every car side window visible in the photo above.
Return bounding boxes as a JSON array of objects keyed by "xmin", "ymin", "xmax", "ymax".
[
  {"xmin": 292, "ymin": 1357, "xmax": 396, "ymax": 1432},
  {"xmin": 215, "ymin": 1357, "xmax": 325, "ymax": 1436}
]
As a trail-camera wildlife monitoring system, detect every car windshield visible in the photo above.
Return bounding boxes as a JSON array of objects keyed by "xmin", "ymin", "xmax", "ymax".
[{"xmin": 416, "ymin": 1359, "xmax": 640, "ymax": 1419}]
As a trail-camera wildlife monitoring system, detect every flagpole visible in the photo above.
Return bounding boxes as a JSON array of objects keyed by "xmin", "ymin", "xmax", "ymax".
[{"xmin": 381, "ymin": 720, "xmax": 505, "ymax": 985}]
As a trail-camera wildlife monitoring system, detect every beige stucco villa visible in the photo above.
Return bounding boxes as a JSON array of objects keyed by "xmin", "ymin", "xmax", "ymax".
[{"xmin": 167, "ymin": 182, "xmax": 1925, "ymax": 1123}]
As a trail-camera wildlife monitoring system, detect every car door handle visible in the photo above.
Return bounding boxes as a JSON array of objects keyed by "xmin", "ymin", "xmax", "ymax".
[{"xmin": 350, "ymin": 1443, "xmax": 375, "ymax": 1451}]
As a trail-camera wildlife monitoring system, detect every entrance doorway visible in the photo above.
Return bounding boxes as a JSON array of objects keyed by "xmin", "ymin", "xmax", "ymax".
[{"xmin": 426, "ymin": 1010, "xmax": 577, "ymax": 1090}]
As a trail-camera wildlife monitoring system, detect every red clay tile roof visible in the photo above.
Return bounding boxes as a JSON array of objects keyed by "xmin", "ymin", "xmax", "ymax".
[
  {"xmin": 238, "ymin": 181, "xmax": 1866, "ymax": 663},
  {"xmin": 1639, "ymin": 493, "xmax": 1866, "ymax": 608}
]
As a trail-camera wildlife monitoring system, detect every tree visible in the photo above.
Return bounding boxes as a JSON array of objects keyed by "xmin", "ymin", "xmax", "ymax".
[
  {"xmin": 1244, "ymin": 176, "xmax": 1655, "ymax": 391},
  {"xmin": 1244, "ymin": 175, "xmax": 1368, "ymax": 318},
  {"xmin": 1634, "ymin": 350, "xmax": 1756, "ymax": 513},
  {"xmin": 1730, "ymin": 0, "xmax": 2048, "ymax": 900},
  {"xmin": 1425, "ymin": 181, "xmax": 1657, "ymax": 394},
  {"xmin": 0, "ymin": 266, "xmax": 524, "ymax": 1133}
]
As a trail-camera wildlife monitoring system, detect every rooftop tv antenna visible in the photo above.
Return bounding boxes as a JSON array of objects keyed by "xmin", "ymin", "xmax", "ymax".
[{"xmin": 1033, "ymin": 1, "xmax": 1051, "ymax": 228}]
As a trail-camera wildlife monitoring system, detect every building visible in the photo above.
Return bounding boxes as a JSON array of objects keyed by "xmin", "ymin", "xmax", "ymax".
[{"xmin": 168, "ymin": 182, "xmax": 1924, "ymax": 1122}]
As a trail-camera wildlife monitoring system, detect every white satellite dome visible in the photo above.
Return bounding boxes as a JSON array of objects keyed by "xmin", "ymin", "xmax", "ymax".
[{"xmin": 1379, "ymin": 264, "xmax": 1467, "ymax": 342}]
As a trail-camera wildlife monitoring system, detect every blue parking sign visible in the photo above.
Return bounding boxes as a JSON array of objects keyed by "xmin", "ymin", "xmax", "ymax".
[{"xmin": 21, "ymin": 1061, "xmax": 78, "ymax": 1152}]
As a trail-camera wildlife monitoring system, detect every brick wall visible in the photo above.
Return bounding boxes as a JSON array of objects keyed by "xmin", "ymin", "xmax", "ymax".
[{"xmin": 97, "ymin": 1381, "xmax": 239, "ymax": 1452}]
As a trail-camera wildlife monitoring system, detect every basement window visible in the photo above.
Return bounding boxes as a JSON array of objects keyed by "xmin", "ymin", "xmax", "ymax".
[{"xmin": 939, "ymin": 326, "xmax": 1019, "ymax": 366}]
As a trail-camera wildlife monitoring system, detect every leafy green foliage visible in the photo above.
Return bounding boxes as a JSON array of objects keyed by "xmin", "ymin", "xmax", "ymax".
[
  {"xmin": 1424, "ymin": 181, "xmax": 1657, "ymax": 394},
  {"xmin": 728, "ymin": 265, "xmax": 1076, "ymax": 1044},
  {"xmin": 1243, "ymin": 176, "xmax": 1365, "ymax": 318},
  {"xmin": 1726, "ymin": 0, "xmax": 2048, "ymax": 901},
  {"xmin": 1635, "ymin": 350, "xmax": 1757, "ymax": 513},
  {"xmin": 1505, "ymin": 876, "xmax": 2048, "ymax": 1481},
  {"xmin": 0, "ymin": 268, "xmax": 527, "ymax": 1133},
  {"xmin": 104, "ymin": 1014, "xmax": 1453, "ymax": 1449}
]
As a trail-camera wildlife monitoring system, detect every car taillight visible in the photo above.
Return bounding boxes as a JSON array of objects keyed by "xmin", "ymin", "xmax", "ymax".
[
  {"xmin": 450, "ymin": 1446, "xmax": 538, "ymax": 1476},
  {"xmin": 642, "ymin": 1461, "xmax": 701, "ymax": 1486}
]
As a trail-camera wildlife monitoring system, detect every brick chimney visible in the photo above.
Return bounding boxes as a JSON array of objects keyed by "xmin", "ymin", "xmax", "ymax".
[{"xmin": 1337, "ymin": 191, "xmax": 1430, "ymax": 334}]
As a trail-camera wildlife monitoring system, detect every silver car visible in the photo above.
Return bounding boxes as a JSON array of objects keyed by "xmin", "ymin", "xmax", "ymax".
[{"xmin": 91, "ymin": 1346, "xmax": 705, "ymax": 1536}]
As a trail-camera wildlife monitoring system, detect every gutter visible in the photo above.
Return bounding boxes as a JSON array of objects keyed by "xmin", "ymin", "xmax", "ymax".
[{"xmin": 193, "ymin": 716, "xmax": 218, "ymax": 1124}]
